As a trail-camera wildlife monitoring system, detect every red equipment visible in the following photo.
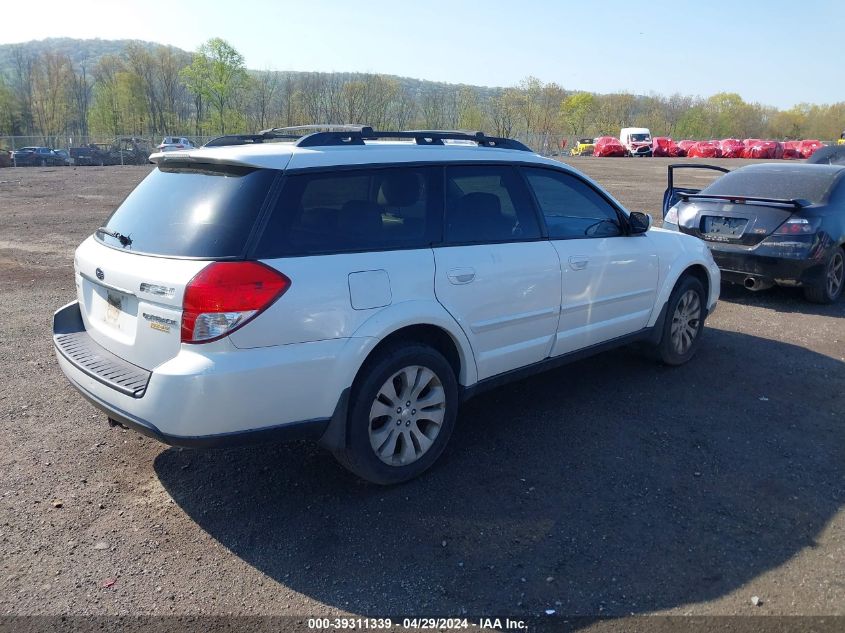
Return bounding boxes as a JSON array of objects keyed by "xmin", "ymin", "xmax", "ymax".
[
  {"xmin": 651, "ymin": 137, "xmax": 678, "ymax": 157},
  {"xmin": 687, "ymin": 141, "xmax": 723, "ymax": 158},
  {"xmin": 798, "ymin": 140, "xmax": 824, "ymax": 159},
  {"xmin": 594, "ymin": 136, "xmax": 626, "ymax": 157},
  {"xmin": 719, "ymin": 138, "xmax": 745, "ymax": 158},
  {"xmin": 742, "ymin": 141, "xmax": 783, "ymax": 159}
]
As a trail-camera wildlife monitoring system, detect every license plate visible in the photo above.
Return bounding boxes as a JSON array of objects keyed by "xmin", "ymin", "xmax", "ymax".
[
  {"xmin": 104, "ymin": 291, "xmax": 124, "ymax": 325},
  {"xmin": 702, "ymin": 216, "xmax": 747, "ymax": 239}
]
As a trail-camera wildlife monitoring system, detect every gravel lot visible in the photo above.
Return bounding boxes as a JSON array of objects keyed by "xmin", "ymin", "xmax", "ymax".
[{"xmin": 0, "ymin": 159, "xmax": 842, "ymax": 631}]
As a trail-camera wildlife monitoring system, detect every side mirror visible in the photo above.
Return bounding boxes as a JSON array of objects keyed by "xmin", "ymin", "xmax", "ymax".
[{"xmin": 629, "ymin": 211, "xmax": 652, "ymax": 235}]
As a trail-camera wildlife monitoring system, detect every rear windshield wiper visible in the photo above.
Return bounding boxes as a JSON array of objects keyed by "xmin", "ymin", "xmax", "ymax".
[{"xmin": 96, "ymin": 227, "xmax": 133, "ymax": 247}]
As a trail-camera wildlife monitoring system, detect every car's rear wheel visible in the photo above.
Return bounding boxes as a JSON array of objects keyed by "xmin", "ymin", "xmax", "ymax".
[
  {"xmin": 653, "ymin": 274, "xmax": 707, "ymax": 366},
  {"xmin": 334, "ymin": 343, "xmax": 458, "ymax": 485},
  {"xmin": 804, "ymin": 247, "xmax": 844, "ymax": 304}
]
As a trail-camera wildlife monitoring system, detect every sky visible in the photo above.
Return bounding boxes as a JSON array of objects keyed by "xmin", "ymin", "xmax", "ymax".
[{"xmin": 2, "ymin": 0, "xmax": 842, "ymax": 109}]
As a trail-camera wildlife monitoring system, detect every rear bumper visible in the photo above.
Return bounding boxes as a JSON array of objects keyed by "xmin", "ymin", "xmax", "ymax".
[
  {"xmin": 53, "ymin": 301, "xmax": 361, "ymax": 447},
  {"xmin": 61, "ymin": 367, "xmax": 329, "ymax": 448},
  {"xmin": 710, "ymin": 249, "xmax": 826, "ymax": 287}
]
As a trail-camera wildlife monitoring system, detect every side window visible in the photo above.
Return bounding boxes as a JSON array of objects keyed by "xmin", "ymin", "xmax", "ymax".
[
  {"xmin": 444, "ymin": 165, "xmax": 541, "ymax": 244},
  {"xmin": 254, "ymin": 166, "xmax": 440, "ymax": 257},
  {"xmin": 524, "ymin": 168, "xmax": 623, "ymax": 239}
]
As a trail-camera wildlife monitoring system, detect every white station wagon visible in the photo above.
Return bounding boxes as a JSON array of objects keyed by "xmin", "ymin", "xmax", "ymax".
[{"xmin": 54, "ymin": 127, "xmax": 720, "ymax": 484}]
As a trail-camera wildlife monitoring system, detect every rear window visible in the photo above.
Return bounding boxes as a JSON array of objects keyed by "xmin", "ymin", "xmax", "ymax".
[
  {"xmin": 254, "ymin": 166, "xmax": 441, "ymax": 257},
  {"xmin": 702, "ymin": 166, "xmax": 840, "ymax": 204},
  {"xmin": 97, "ymin": 163, "xmax": 275, "ymax": 257}
]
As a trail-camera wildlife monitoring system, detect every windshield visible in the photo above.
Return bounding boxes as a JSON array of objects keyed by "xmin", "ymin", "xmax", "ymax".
[
  {"xmin": 631, "ymin": 133, "xmax": 651, "ymax": 142},
  {"xmin": 97, "ymin": 163, "xmax": 276, "ymax": 257}
]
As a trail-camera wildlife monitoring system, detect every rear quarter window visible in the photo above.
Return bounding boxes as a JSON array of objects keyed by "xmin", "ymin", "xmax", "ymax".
[
  {"xmin": 254, "ymin": 166, "xmax": 441, "ymax": 257},
  {"xmin": 98, "ymin": 163, "xmax": 276, "ymax": 257}
]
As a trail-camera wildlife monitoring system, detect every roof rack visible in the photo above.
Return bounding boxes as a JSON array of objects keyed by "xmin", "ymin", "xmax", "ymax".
[
  {"xmin": 296, "ymin": 127, "xmax": 532, "ymax": 151},
  {"xmin": 203, "ymin": 125, "xmax": 532, "ymax": 152},
  {"xmin": 204, "ymin": 125, "xmax": 370, "ymax": 148},
  {"xmin": 203, "ymin": 133, "xmax": 300, "ymax": 147},
  {"xmin": 258, "ymin": 124, "xmax": 368, "ymax": 135}
]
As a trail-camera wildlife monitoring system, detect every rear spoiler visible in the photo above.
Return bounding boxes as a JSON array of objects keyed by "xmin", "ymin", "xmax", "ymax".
[{"xmin": 680, "ymin": 194, "xmax": 810, "ymax": 209}]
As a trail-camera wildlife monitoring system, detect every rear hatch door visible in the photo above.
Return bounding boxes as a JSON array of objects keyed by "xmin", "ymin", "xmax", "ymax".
[{"xmin": 75, "ymin": 161, "xmax": 279, "ymax": 370}]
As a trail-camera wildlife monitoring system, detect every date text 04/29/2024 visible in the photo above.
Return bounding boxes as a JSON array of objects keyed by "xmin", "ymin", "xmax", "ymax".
[{"xmin": 306, "ymin": 617, "xmax": 529, "ymax": 630}]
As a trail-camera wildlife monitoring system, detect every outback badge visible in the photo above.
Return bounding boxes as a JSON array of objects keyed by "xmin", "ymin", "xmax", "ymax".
[{"xmin": 143, "ymin": 312, "xmax": 177, "ymax": 334}]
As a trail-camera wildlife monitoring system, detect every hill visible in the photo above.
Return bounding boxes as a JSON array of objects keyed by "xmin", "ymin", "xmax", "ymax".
[{"xmin": 0, "ymin": 37, "xmax": 502, "ymax": 98}]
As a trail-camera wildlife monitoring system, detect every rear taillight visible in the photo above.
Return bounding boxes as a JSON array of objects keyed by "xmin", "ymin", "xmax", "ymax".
[
  {"xmin": 772, "ymin": 217, "xmax": 821, "ymax": 235},
  {"xmin": 181, "ymin": 262, "xmax": 291, "ymax": 343},
  {"xmin": 663, "ymin": 205, "xmax": 679, "ymax": 225}
]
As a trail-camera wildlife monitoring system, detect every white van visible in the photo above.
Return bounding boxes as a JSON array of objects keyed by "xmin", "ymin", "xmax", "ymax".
[{"xmin": 620, "ymin": 127, "xmax": 652, "ymax": 157}]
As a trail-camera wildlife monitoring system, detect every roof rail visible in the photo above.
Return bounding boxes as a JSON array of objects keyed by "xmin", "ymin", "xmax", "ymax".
[
  {"xmin": 296, "ymin": 128, "xmax": 532, "ymax": 151},
  {"xmin": 203, "ymin": 133, "xmax": 301, "ymax": 147},
  {"xmin": 203, "ymin": 126, "xmax": 533, "ymax": 152},
  {"xmin": 258, "ymin": 124, "xmax": 368, "ymax": 135},
  {"xmin": 205, "ymin": 125, "xmax": 370, "ymax": 147}
]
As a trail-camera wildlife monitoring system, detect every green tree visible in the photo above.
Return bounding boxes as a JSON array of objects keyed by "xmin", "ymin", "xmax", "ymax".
[
  {"xmin": 181, "ymin": 38, "xmax": 247, "ymax": 135},
  {"xmin": 31, "ymin": 52, "xmax": 74, "ymax": 142},
  {"xmin": 561, "ymin": 92, "xmax": 596, "ymax": 137},
  {"xmin": 674, "ymin": 105, "xmax": 710, "ymax": 139},
  {"xmin": 0, "ymin": 76, "xmax": 17, "ymax": 135}
]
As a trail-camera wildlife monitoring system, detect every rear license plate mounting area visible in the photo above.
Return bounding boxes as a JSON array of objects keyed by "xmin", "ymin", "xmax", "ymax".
[
  {"xmin": 701, "ymin": 216, "xmax": 748, "ymax": 240},
  {"xmin": 105, "ymin": 291, "xmax": 124, "ymax": 325}
]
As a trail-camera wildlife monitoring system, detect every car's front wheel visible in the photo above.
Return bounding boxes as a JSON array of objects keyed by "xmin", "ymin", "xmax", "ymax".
[
  {"xmin": 653, "ymin": 274, "xmax": 707, "ymax": 366},
  {"xmin": 804, "ymin": 247, "xmax": 844, "ymax": 304},
  {"xmin": 334, "ymin": 343, "xmax": 458, "ymax": 485}
]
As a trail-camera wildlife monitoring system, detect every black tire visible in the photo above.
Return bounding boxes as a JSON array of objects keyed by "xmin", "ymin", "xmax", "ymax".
[
  {"xmin": 333, "ymin": 343, "xmax": 459, "ymax": 485},
  {"xmin": 653, "ymin": 274, "xmax": 707, "ymax": 366},
  {"xmin": 803, "ymin": 247, "xmax": 844, "ymax": 304}
]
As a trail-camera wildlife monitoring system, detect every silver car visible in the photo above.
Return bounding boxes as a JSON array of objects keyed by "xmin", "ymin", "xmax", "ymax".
[{"xmin": 156, "ymin": 137, "xmax": 195, "ymax": 152}]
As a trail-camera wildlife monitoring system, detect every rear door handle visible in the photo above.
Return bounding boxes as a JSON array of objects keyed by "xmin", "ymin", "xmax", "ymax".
[
  {"xmin": 447, "ymin": 267, "xmax": 476, "ymax": 284},
  {"xmin": 569, "ymin": 256, "xmax": 589, "ymax": 271}
]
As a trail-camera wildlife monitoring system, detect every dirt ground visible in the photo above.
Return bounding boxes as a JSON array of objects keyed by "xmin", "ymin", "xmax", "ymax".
[{"xmin": 0, "ymin": 159, "xmax": 843, "ymax": 631}]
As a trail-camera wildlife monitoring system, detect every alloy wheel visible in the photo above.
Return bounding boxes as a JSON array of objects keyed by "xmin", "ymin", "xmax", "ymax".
[
  {"xmin": 670, "ymin": 289, "xmax": 701, "ymax": 355},
  {"xmin": 368, "ymin": 365, "xmax": 446, "ymax": 466},
  {"xmin": 827, "ymin": 251, "xmax": 844, "ymax": 299}
]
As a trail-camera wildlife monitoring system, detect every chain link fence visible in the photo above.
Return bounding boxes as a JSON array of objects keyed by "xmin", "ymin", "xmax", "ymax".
[
  {"xmin": 0, "ymin": 135, "xmax": 218, "ymax": 152},
  {"xmin": 1, "ymin": 132, "xmax": 567, "ymax": 155}
]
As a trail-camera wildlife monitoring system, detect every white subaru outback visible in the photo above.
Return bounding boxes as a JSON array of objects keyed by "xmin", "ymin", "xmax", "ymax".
[{"xmin": 53, "ymin": 127, "xmax": 720, "ymax": 484}]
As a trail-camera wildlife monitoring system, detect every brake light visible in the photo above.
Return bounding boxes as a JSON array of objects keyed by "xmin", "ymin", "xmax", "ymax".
[
  {"xmin": 773, "ymin": 217, "xmax": 821, "ymax": 235},
  {"xmin": 181, "ymin": 262, "xmax": 291, "ymax": 343}
]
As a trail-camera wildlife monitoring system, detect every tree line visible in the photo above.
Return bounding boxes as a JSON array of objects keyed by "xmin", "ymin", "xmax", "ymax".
[{"xmin": 1, "ymin": 37, "xmax": 843, "ymax": 150}]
